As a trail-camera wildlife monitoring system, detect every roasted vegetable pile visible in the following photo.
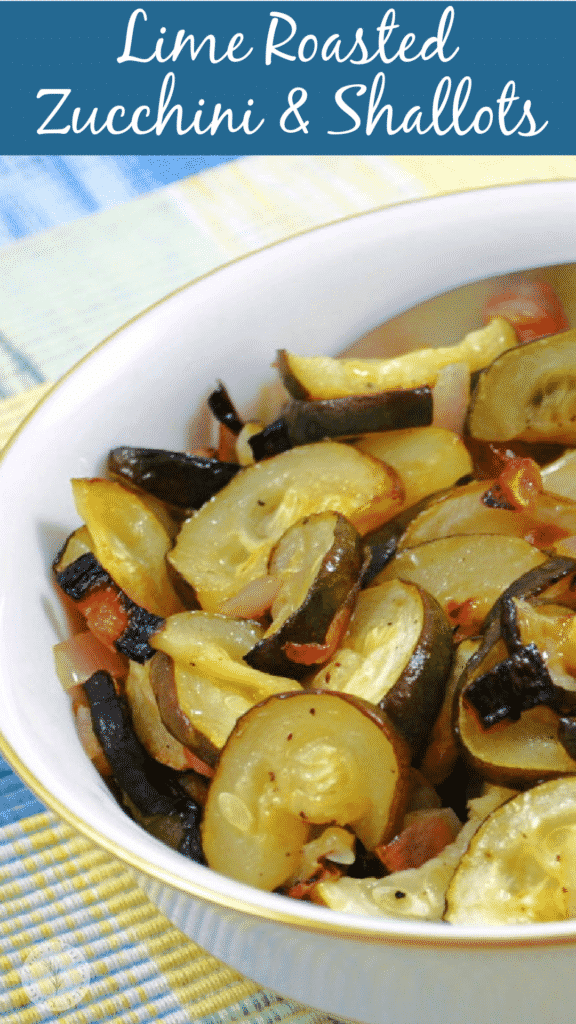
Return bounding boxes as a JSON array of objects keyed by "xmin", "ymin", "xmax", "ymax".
[{"xmin": 53, "ymin": 277, "xmax": 576, "ymax": 925}]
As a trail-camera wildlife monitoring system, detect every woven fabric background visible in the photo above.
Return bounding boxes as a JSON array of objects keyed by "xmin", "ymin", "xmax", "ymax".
[{"xmin": 2, "ymin": 154, "xmax": 576, "ymax": 1023}]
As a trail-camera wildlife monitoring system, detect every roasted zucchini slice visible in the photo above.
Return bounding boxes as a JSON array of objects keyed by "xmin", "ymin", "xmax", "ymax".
[
  {"xmin": 501, "ymin": 596, "xmax": 576, "ymax": 671},
  {"xmin": 459, "ymin": 591, "xmax": 576, "ymax": 731},
  {"xmin": 312, "ymin": 580, "xmax": 453, "ymax": 756},
  {"xmin": 468, "ymin": 329, "xmax": 576, "ymax": 444},
  {"xmin": 454, "ymin": 635, "xmax": 576, "ymax": 787},
  {"xmin": 54, "ymin": 543, "xmax": 164, "ymax": 664},
  {"xmin": 541, "ymin": 448, "xmax": 576, "ymax": 500},
  {"xmin": 53, "ymin": 525, "xmax": 93, "ymax": 570},
  {"xmin": 207, "ymin": 382, "xmax": 244, "ymax": 436},
  {"xmin": 149, "ymin": 652, "xmax": 264, "ymax": 768},
  {"xmin": 249, "ymin": 388, "xmax": 433, "ymax": 458},
  {"xmin": 151, "ymin": 610, "xmax": 263, "ymax": 672},
  {"xmin": 277, "ymin": 318, "xmax": 517, "ymax": 400},
  {"xmin": 71, "ymin": 478, "xmax": 183, "ymax": 617},
  {"xmin": 108, "ymin": 447, "xmax": 240, "ymax": 512},
  {"xmin": 396, "ymin": 479, "xmax": 576, "ymax": 552},
  {"xmin": 445, "ymin": 777, "xmax": 576, "ymax": 924},
  {"xmin": 356, "ymin": 426, "xmax": 472, "ymax": 510},
  {"xmin": 420, "ymin": 639, "xmax": 481, "ymax": 786},
  {"xmin": 124, "ymin": 660, "xmax": 208, "ymax": 772},
  {"xmin": 462, "ymin": 642, "xmax": 560, "ymax": 728},
  {"xmin": 482, "ymin": 554, "xmax": 576, "ymax": 637},
  {"xmin": 315, "ymin": 785, "xmax": 515, "ymax": 921},
  {"xmin": 244, "ymin": 513, "xmax": 364, "ymax": 679},
  {"xmin": 150, "ymin": 610, "xmax": 299, "ymax": 694},
  {"xmin": 201, "ymin": 690, "xmax": 411, "ymax": 891},
  {"xmin": 149, "ymin": 611, "xmax": 301, "ymax": 765},
  {"xmin": 83, "ymin": 670, "xmax": 205, "ymax": 862},
  {"xmin": 169, "ymin": 442, "xmax": 403, "ymax": 613},
  {"xmin": 361, "ymin": 490, "xmax": 452, "ymax": 584},
  {"xmin": 374, "ymin": 534, "xmax": 547, "ymax": 636}
]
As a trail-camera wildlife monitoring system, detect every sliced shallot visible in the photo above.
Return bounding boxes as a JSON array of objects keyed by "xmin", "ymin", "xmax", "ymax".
[
  {"xmin": 218, "ymin": 575, "xmax": 281, "ymax": 618},
  {"xmin": 53, "ymin": 630, "xmax": 127, "ymax": 691},
  {"xmin": 432, "ymin": 362, "xmax": 470, "ymax": 436}
]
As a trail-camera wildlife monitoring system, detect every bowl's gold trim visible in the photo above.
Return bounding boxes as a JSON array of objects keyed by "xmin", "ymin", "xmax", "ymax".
[{"xmin": 3, "ymin": 179, "xmax": 576, "ymax": 949}]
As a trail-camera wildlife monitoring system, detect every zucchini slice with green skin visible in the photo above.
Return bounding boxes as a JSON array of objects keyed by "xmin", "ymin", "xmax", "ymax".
[
  {"xmin": 53, "ymin": 525, "xmax": 93, "ymax": 570},
  {"xmin": 149, "ymin": 612, "xmax": 301, "ymax": 765},
  {"xmin": 244, "ymin": 513, "xmax": 365, "ymax": 680},
  {"xmin": 420, "ymin": 639, "xmax": 481, "ymax": 786},
  {"xmin": 150, "ymin": 610, "xmax": 300, "ymax": 696},
  {"xmin": 444, "ymin": 778, "xmax": 576, "ymax": 924},
  {"xmin": 396, "ymin": 480, "xmax": 576, "ymax": 552},
  {"xmin": 124, "ymin": 660, "xmax": 208, "ymax": 773},
  {"xmin": 481, "ymin": 554, "xmax": 576, "ymax": 638},
  {"xmin": 462, "ymin": 590, "xmax": 576, "ymax": 734},
  {"xmin": 151, "ymin": 650, "xmax": 300, "ymax": 767},
  {"xmin": 500, "ymin": 595, "xmax": 576, "ymax": 659},
  {"xmin": 83, "ymin": 670, "xmax": 205, "ymax": 862},
  {"xmin": 313, "ymin": 580, "xmax": 453, "ymax": 757},
  {"xmin": 248, "ymin": 388, "xmax": 433, "ymax": 459},
  {"xmin": 168, "ymin": 441, "xmax": 403, "ymax": 613},
  {"xmin": 558, "ymin": 716, "xmax": 576, "ymax": 760},
  {"xmin": 462, "ymin": 642, "xmax": 560, "ymax": 728},
  {"xmin": 468, "ymin": 329, "xmax": 576, "ymax": 444},
  {"xmin": 277, "ymin": 318, "xmax": 518, "ymax": 400},
  {"xmin": 206, "ymin": 382, "xmax": 244, "ymax": 436},
  {"xmin": 501, "ymin": 599, "xmax": 576, "ymax": 721},
  {"xmin": 149, "ymin": 652, "xmax": 254, "ymax": 768},
  {"xmin": 150, "ymin": 610, "xmax": 266, "ymax": 678},
  {"xmin": 53, "ymin": 541, "xmax": 164, "ymax": 664},
  {"xmin": 362, "ymin": 490, "xmax": 452, "ymax": 585},
  {"xmin": 71, "ymin": 478, "xmax": 183, "ymax": 618},
  {"xmin": 454, "ymin": 634, "xmax": 576, "ymax": 787},
  {"xmin": 201, "ymin": 690, "xmax": 411, "ymax": 891},
  {"xmin": 108, "ymin": 447, "xmax": 240, "ymax": 512},
  {"xmin": 373, "ymin": 534, "xmax": 547, "ymax": 636}
]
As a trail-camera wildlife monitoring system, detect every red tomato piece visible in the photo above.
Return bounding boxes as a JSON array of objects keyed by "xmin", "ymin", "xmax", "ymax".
[
  {"xmin": 376, "ymin": 810, "xmax": 461, "ymax": 872},
  {"xmin": 285, "ymin": 864, "xmax": 342, "ymax": 901},
  {"xmin": 483, "ymin": 279, "xmax": 569, "ymax": 343},
  {"xmin": 77, "ymin": 586, "xmax": 129, "ymax": 650},
  {"xmin": 496, "ymin": 457, "xmax": 543, "ymax": 512}
]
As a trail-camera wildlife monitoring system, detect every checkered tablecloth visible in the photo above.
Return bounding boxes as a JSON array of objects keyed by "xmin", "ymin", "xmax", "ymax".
[{"xmin": 2, "ymin": 153, "xmax": 576, "ymax": 1024}]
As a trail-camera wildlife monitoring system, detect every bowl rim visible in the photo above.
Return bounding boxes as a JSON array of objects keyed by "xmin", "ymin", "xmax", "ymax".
[{"xmin": 4, "ymin": 178, "xmax": 576, "ymax": 949}]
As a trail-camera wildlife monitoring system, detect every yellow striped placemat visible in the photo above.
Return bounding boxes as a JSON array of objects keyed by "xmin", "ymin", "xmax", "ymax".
[
  {"xmin": 0, "ymin": 386, "xmax": 52, "ymax": 451},
  {"xmin": 0, "ymin": 811, "xmax": 341, "ymax": 1024},
  {"xmin": 2, "ymin": 154, "xmax": 575, "ymax": 393}
]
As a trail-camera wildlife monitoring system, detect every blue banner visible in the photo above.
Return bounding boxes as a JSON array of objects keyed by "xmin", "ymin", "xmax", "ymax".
[{"xmin": 0, "ymin": 2, "xmax": 570, "ymax": 154}]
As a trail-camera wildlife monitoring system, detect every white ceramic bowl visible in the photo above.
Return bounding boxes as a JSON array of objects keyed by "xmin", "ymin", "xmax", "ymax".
[{"xmin": 3, "ymin": 181, "xmax": 576, "ymax": 1024}]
